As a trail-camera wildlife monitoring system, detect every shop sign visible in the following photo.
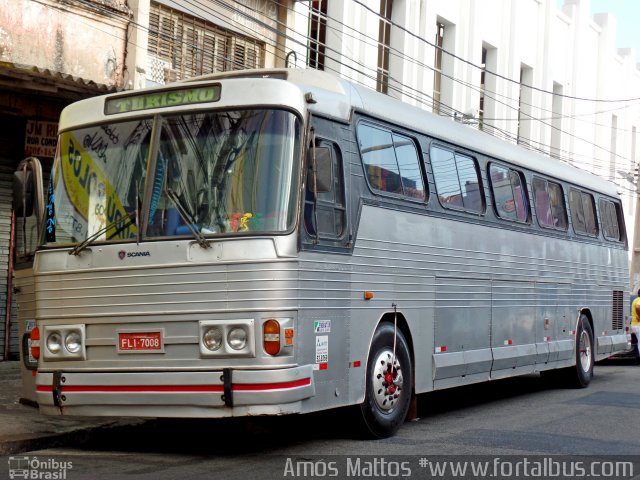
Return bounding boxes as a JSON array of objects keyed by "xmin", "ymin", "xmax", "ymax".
[{"xmin": 24, "ymin": 120, "xmax": 58, "ymax": 158}]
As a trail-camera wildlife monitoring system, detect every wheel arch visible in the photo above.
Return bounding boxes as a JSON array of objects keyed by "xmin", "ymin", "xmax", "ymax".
[
  {"xmin": 377, "ymin": 311, "xmax": 415, "ymax": 386},
  {"xmin": 357, "ymin": 310, "xmax": 416, "ymax": 405},
  {"xmin": 578, "ymin": 308, "xmax": 595, "ymax": 338}
]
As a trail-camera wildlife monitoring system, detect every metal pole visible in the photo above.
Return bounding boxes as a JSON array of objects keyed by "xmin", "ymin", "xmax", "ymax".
[
  {"xmin": 3, "ymin": 210, "xmax": 16, "ymax": 360},
  {"xmin": 630, "ymin": 189, "xmax": 640, "ymax": 292}
]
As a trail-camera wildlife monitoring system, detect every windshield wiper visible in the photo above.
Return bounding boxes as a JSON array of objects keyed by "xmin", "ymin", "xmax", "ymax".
[
  {"xmin": 69, "ymin": 211, "xmax": 137, "ymax": 256},
  {"xmin": 165, "ymin": 187, "xmax": 210, "ymax": 249}
]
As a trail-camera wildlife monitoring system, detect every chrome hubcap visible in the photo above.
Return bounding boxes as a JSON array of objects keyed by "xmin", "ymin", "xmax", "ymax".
[
  {"xmin": 579, "ymin": 330, "xmax": 592, "ymax": 372},
  {"xmin": 372, "ymin": 349, "xmax": 404, "ymax": 412}
]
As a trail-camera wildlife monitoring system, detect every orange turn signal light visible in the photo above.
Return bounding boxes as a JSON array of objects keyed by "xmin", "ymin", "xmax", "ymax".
[{"xmin": 263, "ymin": 319, "xmax": 281, "ymax": 356}]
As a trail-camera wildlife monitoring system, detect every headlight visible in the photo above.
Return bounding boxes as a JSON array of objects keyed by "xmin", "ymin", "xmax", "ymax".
[
  {"xmin": 203, "ymin": 327, "xmax": 223, "ymax": 351},
  {"xmin": 42, "ymin": 324, "xmax": 86, "ymax": 360},
  {"xmin": 198, "ymin": 319, "xmax": 255, "ymax": 358},
  {"xmin": 46, "ymin": 332, "xmax": 62, "ymax": 354},
  {"xmin": 227, "ymin": 327, "xmax": 247, "ymax": 350},
  {"xmin": 65, "ymin": 332, "xmax": 82, "ymax": 353}
]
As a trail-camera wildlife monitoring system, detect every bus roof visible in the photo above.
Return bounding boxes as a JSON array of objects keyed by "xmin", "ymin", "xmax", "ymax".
[{"xmin": 62, "ymin": 67, "xmax": 620, "ymax": 198}]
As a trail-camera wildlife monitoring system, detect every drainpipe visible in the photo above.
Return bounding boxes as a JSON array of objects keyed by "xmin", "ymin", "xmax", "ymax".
[{"xmin": 3, "ymin": 210, "xmax": 15, "ymax": 360}]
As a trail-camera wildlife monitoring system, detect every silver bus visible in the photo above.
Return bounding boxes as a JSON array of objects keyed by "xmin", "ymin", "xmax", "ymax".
[{"xmin": 16, "ymin": 68, "xmax": 629, "ymax": 438}]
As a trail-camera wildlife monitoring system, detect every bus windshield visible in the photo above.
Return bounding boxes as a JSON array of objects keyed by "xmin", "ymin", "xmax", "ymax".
[{"xmin": 44, "ymin": 109, "xmax": 301, "ymax": 247}]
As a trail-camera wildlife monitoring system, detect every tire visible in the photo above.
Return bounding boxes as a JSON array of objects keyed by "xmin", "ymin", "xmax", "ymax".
[
  {"xmin": 570, "ymin": 314, "xmax": 594, "ymax": 388},
  {"xmin": 359, "ymin": 323, "xmax": 412, "ymax": 439},
  {"xmin": 541, "ymin": 315, "xmax": 595, "ymax": 388}
]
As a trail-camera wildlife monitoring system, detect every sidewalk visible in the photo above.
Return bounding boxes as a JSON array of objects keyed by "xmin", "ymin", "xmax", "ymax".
[{"xmin": 0, "ymin": 361, "xmax": 136, "ymax": 455}]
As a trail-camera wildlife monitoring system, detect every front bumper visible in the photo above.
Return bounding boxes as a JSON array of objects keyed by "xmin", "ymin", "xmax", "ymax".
[{"xmin": 35, "ymin": 365, "xmax": 315, "ymax": 417}]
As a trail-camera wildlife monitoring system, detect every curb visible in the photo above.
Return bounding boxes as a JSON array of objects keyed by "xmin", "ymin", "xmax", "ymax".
[{"xmin": 0, "ymin": 420, "xmax": 143, "ymax": 456}]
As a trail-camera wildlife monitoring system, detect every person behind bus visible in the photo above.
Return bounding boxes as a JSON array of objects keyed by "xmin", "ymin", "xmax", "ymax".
[{"xmin": 631, "ymin": 289, "xmax": 640, "ymax": 363}]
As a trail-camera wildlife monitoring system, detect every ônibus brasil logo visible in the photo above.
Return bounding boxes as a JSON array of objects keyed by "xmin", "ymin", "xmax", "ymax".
[
  {"xmin": 8, "ymin": 456, "xmax": 73, "ymax": 479},
  {"xmin": 118, "ymin": 250, "xmax": 151, "ymax": 260}
]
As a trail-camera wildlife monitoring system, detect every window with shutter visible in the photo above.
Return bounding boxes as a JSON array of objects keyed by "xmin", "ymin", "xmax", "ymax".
[{"xmin": 147, "ymin": 2, "xmax": 266, "ymax": 83}]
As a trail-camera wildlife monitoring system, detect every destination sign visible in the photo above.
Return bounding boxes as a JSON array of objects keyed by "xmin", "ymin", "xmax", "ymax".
[{"xmin": 105, "ymin": 85, "xmax": 221, "ymax": 115}]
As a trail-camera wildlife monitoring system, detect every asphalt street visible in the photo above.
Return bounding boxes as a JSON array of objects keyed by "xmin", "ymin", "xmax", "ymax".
[{"xmin": 2, "ymin": 359, "xmax": 638, "ymax": 480}]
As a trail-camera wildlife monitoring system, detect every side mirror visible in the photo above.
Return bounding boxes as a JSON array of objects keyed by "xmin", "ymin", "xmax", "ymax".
[
  {"xmin": 13, "ymin": 168, "xmax": 35, "ymax": 218},
  {"xmin": 13, "ymin": 157, "xmax": 45, "ymax": 261},
  {"xmin": 309, "ymin": 146, "xmax": 333, "ymax": 194}
]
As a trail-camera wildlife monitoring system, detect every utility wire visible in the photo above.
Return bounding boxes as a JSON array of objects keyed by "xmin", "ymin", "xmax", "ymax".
[
  {"xmin": 193, "ymin": 0, "xmax": 634, "ymax": 170},
  {"xmin": 113, "ymin": 0, "xmax": 640, "ymax": 176},
  {"xmin": 289, "ymin": 0, "xmax": 640, "ymax": 137},
  {"xmin": 215, "ymin": 0, "xmax": 635, "ymax": 172},
  {"xmin": 57, "ymin": 0, "xmax": 639, "ymax": 150},
  {"xmin": 350, "ymin": 0, "xmax": 640, "ymax": 103},
  {"xmin": 180, "ymin": 0, "xmax": 639, "ymax": 191},
  {"xmin": 30, "ymin": 0, "xmax": 638, "ymax": 190}
]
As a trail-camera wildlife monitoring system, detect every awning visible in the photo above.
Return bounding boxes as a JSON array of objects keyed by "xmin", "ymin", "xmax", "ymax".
[{"xmin": 0, "ymin": 61, "xmax": 120, "ymax": 100}]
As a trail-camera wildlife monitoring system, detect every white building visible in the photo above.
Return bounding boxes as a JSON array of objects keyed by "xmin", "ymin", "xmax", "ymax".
[{"xmin": 289, "ymin": 0, "xmax": 640, "ymax": 283}]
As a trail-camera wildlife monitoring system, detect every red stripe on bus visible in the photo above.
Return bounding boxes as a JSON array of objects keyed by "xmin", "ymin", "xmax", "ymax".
[
  {"xmin": 37, "ymin": 385, "xmax": 223, "ymax": 393},
  {"xmin": 36, "ymin": 378, "xmax": 311, "ymax": 393},
  {"xmin": 233, "ymin": 378, "xmax": 311, "ymax": 391}
]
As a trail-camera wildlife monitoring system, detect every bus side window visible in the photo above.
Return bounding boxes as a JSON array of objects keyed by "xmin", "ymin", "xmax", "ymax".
[
  {"xmin": 357, "ymin": 123, "xmax": 425, "ymax": 199},
  {"xmin": 359, "ymin": 124, "xmax": 400, "ymax": 193},
  {"xmin": 598, "ymin": 198, "xmax": 622, "ymax": 241},
  {"xmin": 489, "ymin": 163, "xmax": 529, "ymax": 223},
  {"xmin": 304, "ymin": 139, "xmax": 346, "ymax": 240},
  {"xmin": 430, "ymin": 145, "xmax": 484, "ymax": 213},
  {"xmin": 533, "ymin": 176, "xmax": 567, "ymax": 230},
  {"xmin": 570, "ymin": 188, "xmax": 598, "ymax": 236},
  {"xmin": 393, "ymin": 133, "xmax": 425, "ymax": 200},
  {"xmin": 431, "ymin": 146, "xmax": 460, "ymax": 206}
]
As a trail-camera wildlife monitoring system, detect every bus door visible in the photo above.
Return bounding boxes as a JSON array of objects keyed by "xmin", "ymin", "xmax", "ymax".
[
  {"xmin": 302, "ymin": 123, "xmax": 349, "ymax": 248},
  {"xmin": 12, "ymin": 157, "xmax": 45, "ymax": 404},
  {"xmin": 300, "ymin": 117, "xmax": 352, "ymax": 408}
]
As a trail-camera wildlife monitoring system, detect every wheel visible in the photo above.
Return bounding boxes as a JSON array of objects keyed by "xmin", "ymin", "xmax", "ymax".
[
  {"xmin": 571, "ymin": 314, "xmax": 594, "ymax": 388},
  {"xmin": 540, "ymin": 315, "xmax": 595, "ymax": 388},
  {"xmin": 359, "ymin": 323, "xmax": 412, "ymax": 438}
]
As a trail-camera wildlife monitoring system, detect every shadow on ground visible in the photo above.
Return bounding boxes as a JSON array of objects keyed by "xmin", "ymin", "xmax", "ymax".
[{"xmin": 68, "ymin": 372, "xmax": 579, "ymax": 455}]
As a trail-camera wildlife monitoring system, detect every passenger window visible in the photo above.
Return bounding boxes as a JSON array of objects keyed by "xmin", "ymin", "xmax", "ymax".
[
  {"xmin": 569, "ymin": 188, "xmax": 598, "ymax": 236},
  {"xmin": 489, "ymin": 164, "xmax": 529, "ymax": 222},
  {"xmin": 532, "ymin": 176, "xmax": 567, "ymax": 230},
  {"xmin": 430, "ymin": 145, "xmax": 484, "ymax": 213},
  {"xmin": 394, "ymin": 134, "xmax": 425, "ymax": 200},
  {"xmin": 358, "ymin": 123, "xmax": 425, "ymax": 200},
  {"xmin": 598, "ymin": 198, "xmax": 622, "ymax": 241},
  {"xmin": 304, "ymin": 139, "xmax": 346, "ymax": 239}
]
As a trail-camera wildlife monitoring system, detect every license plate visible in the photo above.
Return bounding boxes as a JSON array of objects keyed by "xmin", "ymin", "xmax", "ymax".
[{"xmin": 118, "ymin": 331, "xmax": 163, "ymax": 353}]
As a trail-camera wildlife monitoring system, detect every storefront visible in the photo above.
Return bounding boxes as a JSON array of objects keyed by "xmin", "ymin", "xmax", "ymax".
[{"xmin": 0, "ymin": 63, "xmax": 116, "ymax": 359}]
